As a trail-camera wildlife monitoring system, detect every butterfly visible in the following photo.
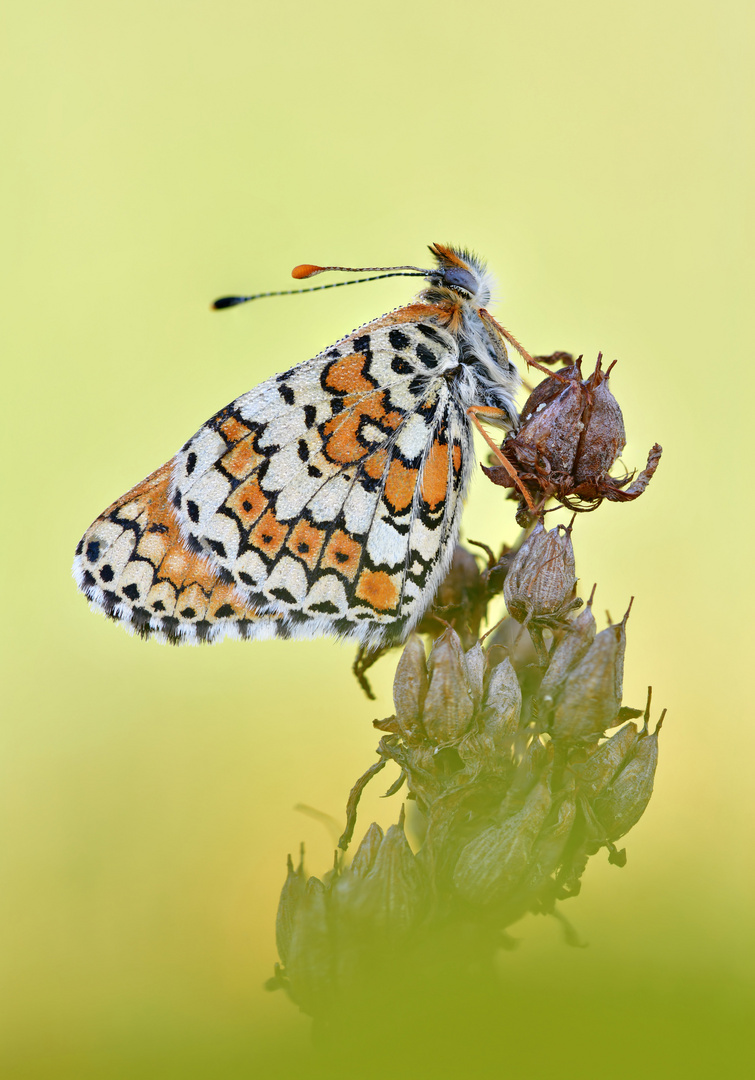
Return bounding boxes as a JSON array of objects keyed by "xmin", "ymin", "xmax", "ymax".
[{"xmin": 73, "ymin": 243, "xmax": 538, "ymax": 649}]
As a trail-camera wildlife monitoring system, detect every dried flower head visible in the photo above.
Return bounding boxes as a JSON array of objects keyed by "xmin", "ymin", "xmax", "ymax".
[{"xmin": 483, "ymin": 356, "xmax": 662, "ymax": 519}]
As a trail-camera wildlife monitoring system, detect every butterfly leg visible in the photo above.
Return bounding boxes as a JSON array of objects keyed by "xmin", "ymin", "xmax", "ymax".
[{"xmin": 466, "ymin": 406, "xmax": 536, "ymax": 511}]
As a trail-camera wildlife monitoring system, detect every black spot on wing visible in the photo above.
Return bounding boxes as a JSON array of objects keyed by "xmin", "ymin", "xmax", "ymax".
[
  {"xmin": 391, "ymin": 355, "xmax": 412, "ymax": 375},
  {"xmin": 352, "ymin": 335, "xmax": 372, "ymax": 358},
  {"xmin": 310, "ymin": 600, "xmax": 339, "ymax": 614},
  {"xmin": 269, "ymin": 586, "xmax": 297, "ymax": 604},
  {"xmin": 415, "ymin": 343, "xmax": 439, "ymax": 368},
  {"xmin": 416, "ymin": 323, "xmax": 446, "ymax": 346}
]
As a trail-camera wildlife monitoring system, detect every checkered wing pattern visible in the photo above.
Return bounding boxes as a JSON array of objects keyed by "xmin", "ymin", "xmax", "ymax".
[{"xmin": 74, "ymin": 305, "xmax": 475, "ymax": 646}]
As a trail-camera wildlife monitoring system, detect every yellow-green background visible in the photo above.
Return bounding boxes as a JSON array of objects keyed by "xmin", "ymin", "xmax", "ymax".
[{"xmin": 2, "ymin": 1, "xmax": 753, "ymax": 1076}]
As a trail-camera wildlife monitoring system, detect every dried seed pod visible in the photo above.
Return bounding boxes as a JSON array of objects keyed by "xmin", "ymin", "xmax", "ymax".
[
  {"xmin": 481, "ymin": 657, "xmax": 522, "ymax": 744},
  {"xmin": 538, "ymin": 597, "xmax": 597, "ymax": 706},
  {"xmin": 593, "ymin": 716, "xmax": 663, "ymax": 841},
  {"xmin": 275, "ymin": 850, "xmax": 306, "ymax": 968},
  {"xmin": 503, "ymin": 522, "xmax": 578, "ymax": 626},
  {"xmin": 392, "ymin": 634, "xmax": 428, "ymax": 741},
  {"xmin": 348, "ymin": 822, "xmax": 384, "ymax": 878},
  {"xmin": 572, "ymin": 721, "xmax": 640, "ymax": 799},
  {"xmin": 422, "ymin": 628, "xmax": 475, "ymax": 744},
  {"xmin": 551, "ymin": 621, "xmax": 625, "ymax": 742},
  {"xmin": 453, "ymin": 775, "xmax": 552, "ymax": 906},
  {"xmin": 464, "ymin": 641, "xmax": 486, "ymax": 712},
  {"xmin": 354, "ymin": 815, "xmax": 425, "ymax": 933}
]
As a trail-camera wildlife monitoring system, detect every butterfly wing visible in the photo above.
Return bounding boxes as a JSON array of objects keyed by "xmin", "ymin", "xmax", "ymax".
[
  {"xmin": 74, "ymin": 303, "xmax": 475, "ymax": 646},
  {"xmin": 73, "ymin": 461, "xmax": 283, "ymax": 642}
]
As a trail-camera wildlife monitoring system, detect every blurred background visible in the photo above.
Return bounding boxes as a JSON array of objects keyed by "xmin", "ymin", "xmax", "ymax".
[{"xmin": 2, "ymin": 1, "xmax": 753, "ymax": 1076}]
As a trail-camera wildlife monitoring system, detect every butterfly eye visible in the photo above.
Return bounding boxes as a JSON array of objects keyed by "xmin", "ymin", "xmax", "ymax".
[{"xmin": 442, "ymin": 267, "xmax": 478, "ymax": 295}]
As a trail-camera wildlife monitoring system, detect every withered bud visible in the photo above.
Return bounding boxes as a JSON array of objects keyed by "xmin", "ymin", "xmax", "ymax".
[
  {"xmin": 392, "ymin": 634, "xmax": 428, "ymax": 741},
  {"xmin": 453, "ymin": 775, "xmax": 552, "ymax": 906},
  {"xmin": 422, "ymin": 628, "xmax": 475, "ymax": 744},
  {"xmin": 481, "ymin": 657, "xmax": 522, "ymax": 745},
  {"xmin": 538, "ymin": 595, "xmax": 597, "ymax": 706},
  {"xmin": 463, "ymin": 641, "xmax": 486, "ymax": 711},
  {"xmin": 348, "ymin": 822, "xmax": 384, "ymax": 878},
  {"xmin": 503, "ymin": 522, "xmax": 578, "ymax": 626},
  {"xmin": 275, "ymin": 850, "xmax": 306, "ymax": 968},
  {"xmin": 551, "ymin": 620, "xmax": 626, "ymax": 742},
  {"xmin": 593, "ymin": 716, "xmax": 663, "ymax": 841},
  {"xmin": 573, "ymin": 721, "xmax": 640, "ymax": 800},
  {"xmin": 352, "ymin": 814, "xmax": 425, "ymax": 933}
]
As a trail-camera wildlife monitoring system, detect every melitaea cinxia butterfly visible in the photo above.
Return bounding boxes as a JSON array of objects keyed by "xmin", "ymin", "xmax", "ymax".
[{"xmin": 73, "ymin": 244, "xmax": 537, "ymax": 649}]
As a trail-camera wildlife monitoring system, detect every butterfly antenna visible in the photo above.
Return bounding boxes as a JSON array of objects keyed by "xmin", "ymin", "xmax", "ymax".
[{"xmin": 212, "ymin": 261, "xmax": 434, "ymax": 310}]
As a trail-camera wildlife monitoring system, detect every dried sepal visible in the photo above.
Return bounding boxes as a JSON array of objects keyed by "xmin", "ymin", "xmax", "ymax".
[
  {"xmin": 348, "ymin": 822, "xmax": 384, "ymax": 878},
  {"xmin": 422, "ymin": 628, "xmax": 475, "ymax": 744},
  {"xmin": 515, "ymin": 777, "xmax": 578, "ymax": 902},
  {"xmin": 352, "ymin": 813, "xmax": 425, "ymax": 933},
  {"xmin": 551, "ymin": 616, "xmax": 628, "ymax": 743},
  {"xmin": 463, "ymin": 641, "xmax": 486, "ymax": 711},
  {"xmin": 284, "ymin": 876, "xmax": 333, "ymax": 1013},
  {"xmin": 481, "ymin": 656, "xmax": 522, "ymax": 745},
  {"xmin": 392, "ymin": 634, "xmax": 428, "ymax": 741},
  {"xmin": 275, "ymin": 849, "xmax": 306, "ymax": 968},
  {"xmin": 538, "ymin": 593, "xmax": 597, "ymax": 706},
  {"xmin": 593, "ymin": 713, "xmax": 664, "ymax": 841},
  {"xmin": 452, "ymin": 775, "xmax": 552, "ymax": 906},
  {"xmin": 572, "ymin": 721, "xmax": 640, "ymax": 800}
]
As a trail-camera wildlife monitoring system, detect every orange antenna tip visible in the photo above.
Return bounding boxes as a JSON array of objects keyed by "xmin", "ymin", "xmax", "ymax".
[{"xmin": 291, "ymin": 264, "xmax": 324, "ymax": 280}]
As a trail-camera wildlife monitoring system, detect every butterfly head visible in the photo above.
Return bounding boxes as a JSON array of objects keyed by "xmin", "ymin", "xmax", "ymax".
[{"xmin": 424, "ymin": 244, "xmax": 496, "ymax": 309}]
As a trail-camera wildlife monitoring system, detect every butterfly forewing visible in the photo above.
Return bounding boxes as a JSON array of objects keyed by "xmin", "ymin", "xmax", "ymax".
[
  {"xmin": 75, "ymin": 305, "xmax": 474, "ymax": 646},
  {"xmin": 172, "ymin": 310, "xmax": 467, "ymax": 643}
]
